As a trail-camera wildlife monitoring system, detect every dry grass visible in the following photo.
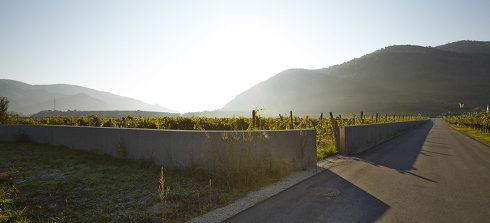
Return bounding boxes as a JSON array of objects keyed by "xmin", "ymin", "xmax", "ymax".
[{"xmin": 0, "ymin": 142, "xmax": 281, "ymax": 222}]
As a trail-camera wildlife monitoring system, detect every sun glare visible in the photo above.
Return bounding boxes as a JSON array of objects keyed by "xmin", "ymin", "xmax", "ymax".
[{"xmin": 152, "ymin": 21, "xmax": 295, "ymax": 112}]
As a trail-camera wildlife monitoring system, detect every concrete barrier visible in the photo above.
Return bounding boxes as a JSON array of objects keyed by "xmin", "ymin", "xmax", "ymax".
[
  {"xmin": 0, "ymin": 125, "xmax": 316, "ymax": 173},
  {"xmin": 338, "ymin": 120, "xmax": 429, "ymax": 155}
]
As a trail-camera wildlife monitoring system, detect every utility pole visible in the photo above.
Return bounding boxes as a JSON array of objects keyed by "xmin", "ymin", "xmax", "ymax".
[{"xmin": 252, "ymin": 110, "xmax": 256, "ymax": 128}]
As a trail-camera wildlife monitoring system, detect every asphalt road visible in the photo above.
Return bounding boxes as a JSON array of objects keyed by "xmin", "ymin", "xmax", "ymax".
[{"xmin": 224, "ymin": 119, "xmax": 490, "ymax": 223}]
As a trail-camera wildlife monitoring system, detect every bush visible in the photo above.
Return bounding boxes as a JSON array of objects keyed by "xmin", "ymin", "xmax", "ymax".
[{"xmin": 0, "ymin": 97, "xmax": 9, "ymax": 124}]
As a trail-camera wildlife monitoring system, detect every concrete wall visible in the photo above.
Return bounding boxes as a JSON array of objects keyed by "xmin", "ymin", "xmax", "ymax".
[
  {"xmin": 0, "ymin": 125, "xmax": 316, "ymax": 173},
  {"xmin": 338, "ymin": 120, "xmax": 428, "ymax": 155}
]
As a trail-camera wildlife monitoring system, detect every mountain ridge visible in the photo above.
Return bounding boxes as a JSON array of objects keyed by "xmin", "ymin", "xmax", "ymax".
[
  {"xmin": 0, "ymin": 79, "xmax": 177, "ymax": 115},
  {"xmin": 221, "ymin": 40, "xmax": 490, "ymax": 114}
]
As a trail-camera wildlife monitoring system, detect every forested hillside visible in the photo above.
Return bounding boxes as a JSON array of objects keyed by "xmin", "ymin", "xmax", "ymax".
[{"xmin": 222, "ymin": 41, "xmax": 490, "ymax": 114}]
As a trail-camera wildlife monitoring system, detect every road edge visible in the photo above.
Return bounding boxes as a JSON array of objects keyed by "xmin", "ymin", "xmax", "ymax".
[
  {"xmin": 441, "ymin": 119, "xmax": 490, "ymax": 147},
  {"xmin": 186, "ymin": 155, "xmax": 343, "ymax": 223}
]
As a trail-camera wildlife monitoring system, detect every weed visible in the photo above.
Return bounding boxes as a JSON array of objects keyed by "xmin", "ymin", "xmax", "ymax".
[
  {"xmin": 158, "ymin": 167, "xmax": 171, "ymax": 220},
  {"xmin": 317, "ymin": 143, "xmax": 337, "ymax": 160}
]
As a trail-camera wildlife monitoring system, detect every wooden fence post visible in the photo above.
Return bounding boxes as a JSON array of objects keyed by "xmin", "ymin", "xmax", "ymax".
[
  {"xmin": 360, "ymin": 111, "xmax": 364, "ymax": 123},
  {"xmin": 252, "ymin": 110, "xmax": 256, "ymax": 128},
  {"xmin": 319, "ymin": 112, "xmax": 323, "ymax": 128},
  {"xmin": 376, "ymin": 113, "xmax": 379, "ymax": 123},
  {"xmin": 329, "ymin": 112, "xmax": 339, "ymax": 149},
  {"xmin": 290, "ymin": 110, "xmax": 294, "ymax": 129}
]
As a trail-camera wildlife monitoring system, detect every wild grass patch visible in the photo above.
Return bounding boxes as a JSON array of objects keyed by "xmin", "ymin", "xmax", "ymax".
[{"xmin": 0, "ymin": 142, "xmax": 281, "ymax": 222}]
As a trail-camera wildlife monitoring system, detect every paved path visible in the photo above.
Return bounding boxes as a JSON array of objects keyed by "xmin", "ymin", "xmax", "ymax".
[{"xmin": 224, "ymin": 119, "xmax": 490, "ymax": 223}]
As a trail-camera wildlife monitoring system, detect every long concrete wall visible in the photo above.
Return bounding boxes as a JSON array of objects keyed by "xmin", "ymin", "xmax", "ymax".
[
  {"xmin": 338, "ymin": 120, "xmax": 429, "ymax": 155},
  {"xmin": 0, "ymin": 125, "xmax": 316, "ymax": 173}
]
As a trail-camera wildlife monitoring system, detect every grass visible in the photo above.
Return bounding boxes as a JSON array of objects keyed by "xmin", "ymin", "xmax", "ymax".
[
  {"xmin": 0, "ymin": 142, "xmax": 281, "ymax": 222},
  {"xmin": 316, "ymin": 143, "xmax": 337, "ymax": 160},
  {"xmin": 447, "ymin": 124, "xmax": 490, "ymax": 144}
]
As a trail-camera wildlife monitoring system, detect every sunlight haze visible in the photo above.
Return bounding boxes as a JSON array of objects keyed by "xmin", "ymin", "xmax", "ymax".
[{"xmin": 1, "ymin": 0, "xmax": 489, "ymax": 112}]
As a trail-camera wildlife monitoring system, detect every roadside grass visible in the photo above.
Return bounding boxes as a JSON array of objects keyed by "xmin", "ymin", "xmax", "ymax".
[
  {"xmin": 316, "ymin": 132, "xmax": 338, "ymax": 160},
  {"xmin": 447, "ymin": 124, "xmax": 490, "ymax": 144},
  {"xmin": 316, "ymin": 143, "xmax": 337, "ymax": 161},
  {"xmin": 0, "ymin": 142, "xmax": 281, "ymax": 222}
]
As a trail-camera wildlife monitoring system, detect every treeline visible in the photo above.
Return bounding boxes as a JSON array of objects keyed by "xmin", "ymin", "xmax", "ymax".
[
  {"xmin": 6, "ymin": 111, "xmax": 428, "ymax": 160},
  {"xmin": 444, "ymin": 112, "xmax": 490, "ymax": 133}
]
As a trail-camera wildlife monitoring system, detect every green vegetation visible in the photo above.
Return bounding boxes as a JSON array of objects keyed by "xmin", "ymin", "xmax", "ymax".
[
  {"xmin": 444, "ymin": 112, "xmax": 490, "ymax": 143},
  {"xmin": 449, "ymin": 125, "xmax": 490, "ymax": 143},
  {"xmin": 6, "ymin": 112, "xmax": 428, "ymax": 160},
  {"xmin": 0, "ymin": 97, "xmax": 8, "ymax": 125},
  {"xmin": 0, "ymin": 142, "xmax": 280, "ymax": 222}
]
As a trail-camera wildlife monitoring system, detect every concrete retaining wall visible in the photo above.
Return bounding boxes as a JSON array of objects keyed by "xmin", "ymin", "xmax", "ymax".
[
  {"xmin": 338, "ymin": 120, "xmax": 428, "ymax": 155},
  {"xmin": 0, "ymin": 125, "xmax": 316, "ymax": 173}
]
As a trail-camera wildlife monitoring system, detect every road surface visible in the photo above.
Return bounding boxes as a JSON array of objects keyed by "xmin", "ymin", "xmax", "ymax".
[{"xmin": 224, "ymin": 119, "xmax": 490, "ymax": 222}]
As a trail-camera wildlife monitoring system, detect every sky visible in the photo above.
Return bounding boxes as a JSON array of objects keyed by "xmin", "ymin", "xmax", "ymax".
[{"xmin": 1, "ymin": 0, "xmax": 489, "ymax": 113}]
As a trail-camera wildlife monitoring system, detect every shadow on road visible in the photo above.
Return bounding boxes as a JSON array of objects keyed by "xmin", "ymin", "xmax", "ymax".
[
  {"xmin": 225, "ymin": 120, "xmax": 442, "ymax": 222},
  {"xmin": 351, "ymin": 120, "xmax": 437, "ymax": 183},
  {"xmin": 225, "ymin": 169, "xmax": 389, "ymax": 223}
]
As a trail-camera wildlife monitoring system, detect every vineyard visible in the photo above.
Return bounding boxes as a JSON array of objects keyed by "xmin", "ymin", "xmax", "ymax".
[
  {"xmin": 6, "ymin": 112, "xmax": 428, "ymax": 160},
  {"xmin": 444, "ymin": 112, "xmax": 490, "ymax": 134}
]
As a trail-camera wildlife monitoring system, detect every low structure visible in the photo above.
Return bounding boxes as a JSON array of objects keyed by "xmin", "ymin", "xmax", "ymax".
[
  {"xmin": 338, "ymin": 120, "xmax": 429, "ymax": 154},
  {"xmin": 0, "ymin": 125, "xmax": 316, "ymax": 173}
]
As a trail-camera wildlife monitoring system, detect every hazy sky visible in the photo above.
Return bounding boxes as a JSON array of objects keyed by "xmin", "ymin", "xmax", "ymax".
[{"xmin": 1, "ymin": 0, "xmax": 489, "ymax": 112}]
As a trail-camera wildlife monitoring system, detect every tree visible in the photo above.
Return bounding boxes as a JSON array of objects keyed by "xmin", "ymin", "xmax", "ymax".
[{"xmin": 0, "ymin": 97, "xmax": 9, "ymax": 124}]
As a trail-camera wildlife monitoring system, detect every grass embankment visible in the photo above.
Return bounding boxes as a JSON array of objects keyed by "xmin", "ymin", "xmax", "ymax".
[
  {"xmin": 0, "ymin": 142, "xmax": 281, "ymax": 222},
  {"xmin": 446, "ymin": 123, "xmax": 490, "ymax": 144}
]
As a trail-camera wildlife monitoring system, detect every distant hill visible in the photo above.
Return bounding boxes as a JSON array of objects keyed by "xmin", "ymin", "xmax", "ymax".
[
  {"xmin": 435, "ymin": 40, "xmax": 490, "ymax": 54},
  {"xmin": 221, "ymin": 40, "xmax": 490, "ymax": 114},
  {"xmin": 31, "ymin": 110, "xmax": 179, "ymax": 118},
  {"xmin": 182, "ymin": 110, "xmax": 253, "ymax": 118},
  {"xmin": 0, "ymin": 79, "xmax": 177, "ymax": 115}
]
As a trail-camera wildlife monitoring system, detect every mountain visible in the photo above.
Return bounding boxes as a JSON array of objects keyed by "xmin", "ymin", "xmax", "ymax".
[
  {"xmin": 221, "ymin": 40, "xmax": 490, "ymax": 114},
  {"xmin": 0, "ymin": 79, "xmax": 177, "ymax": 115},
  {"xmin": 31, "ymin": 110, "xmax": 180, "ymax": 118}
]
